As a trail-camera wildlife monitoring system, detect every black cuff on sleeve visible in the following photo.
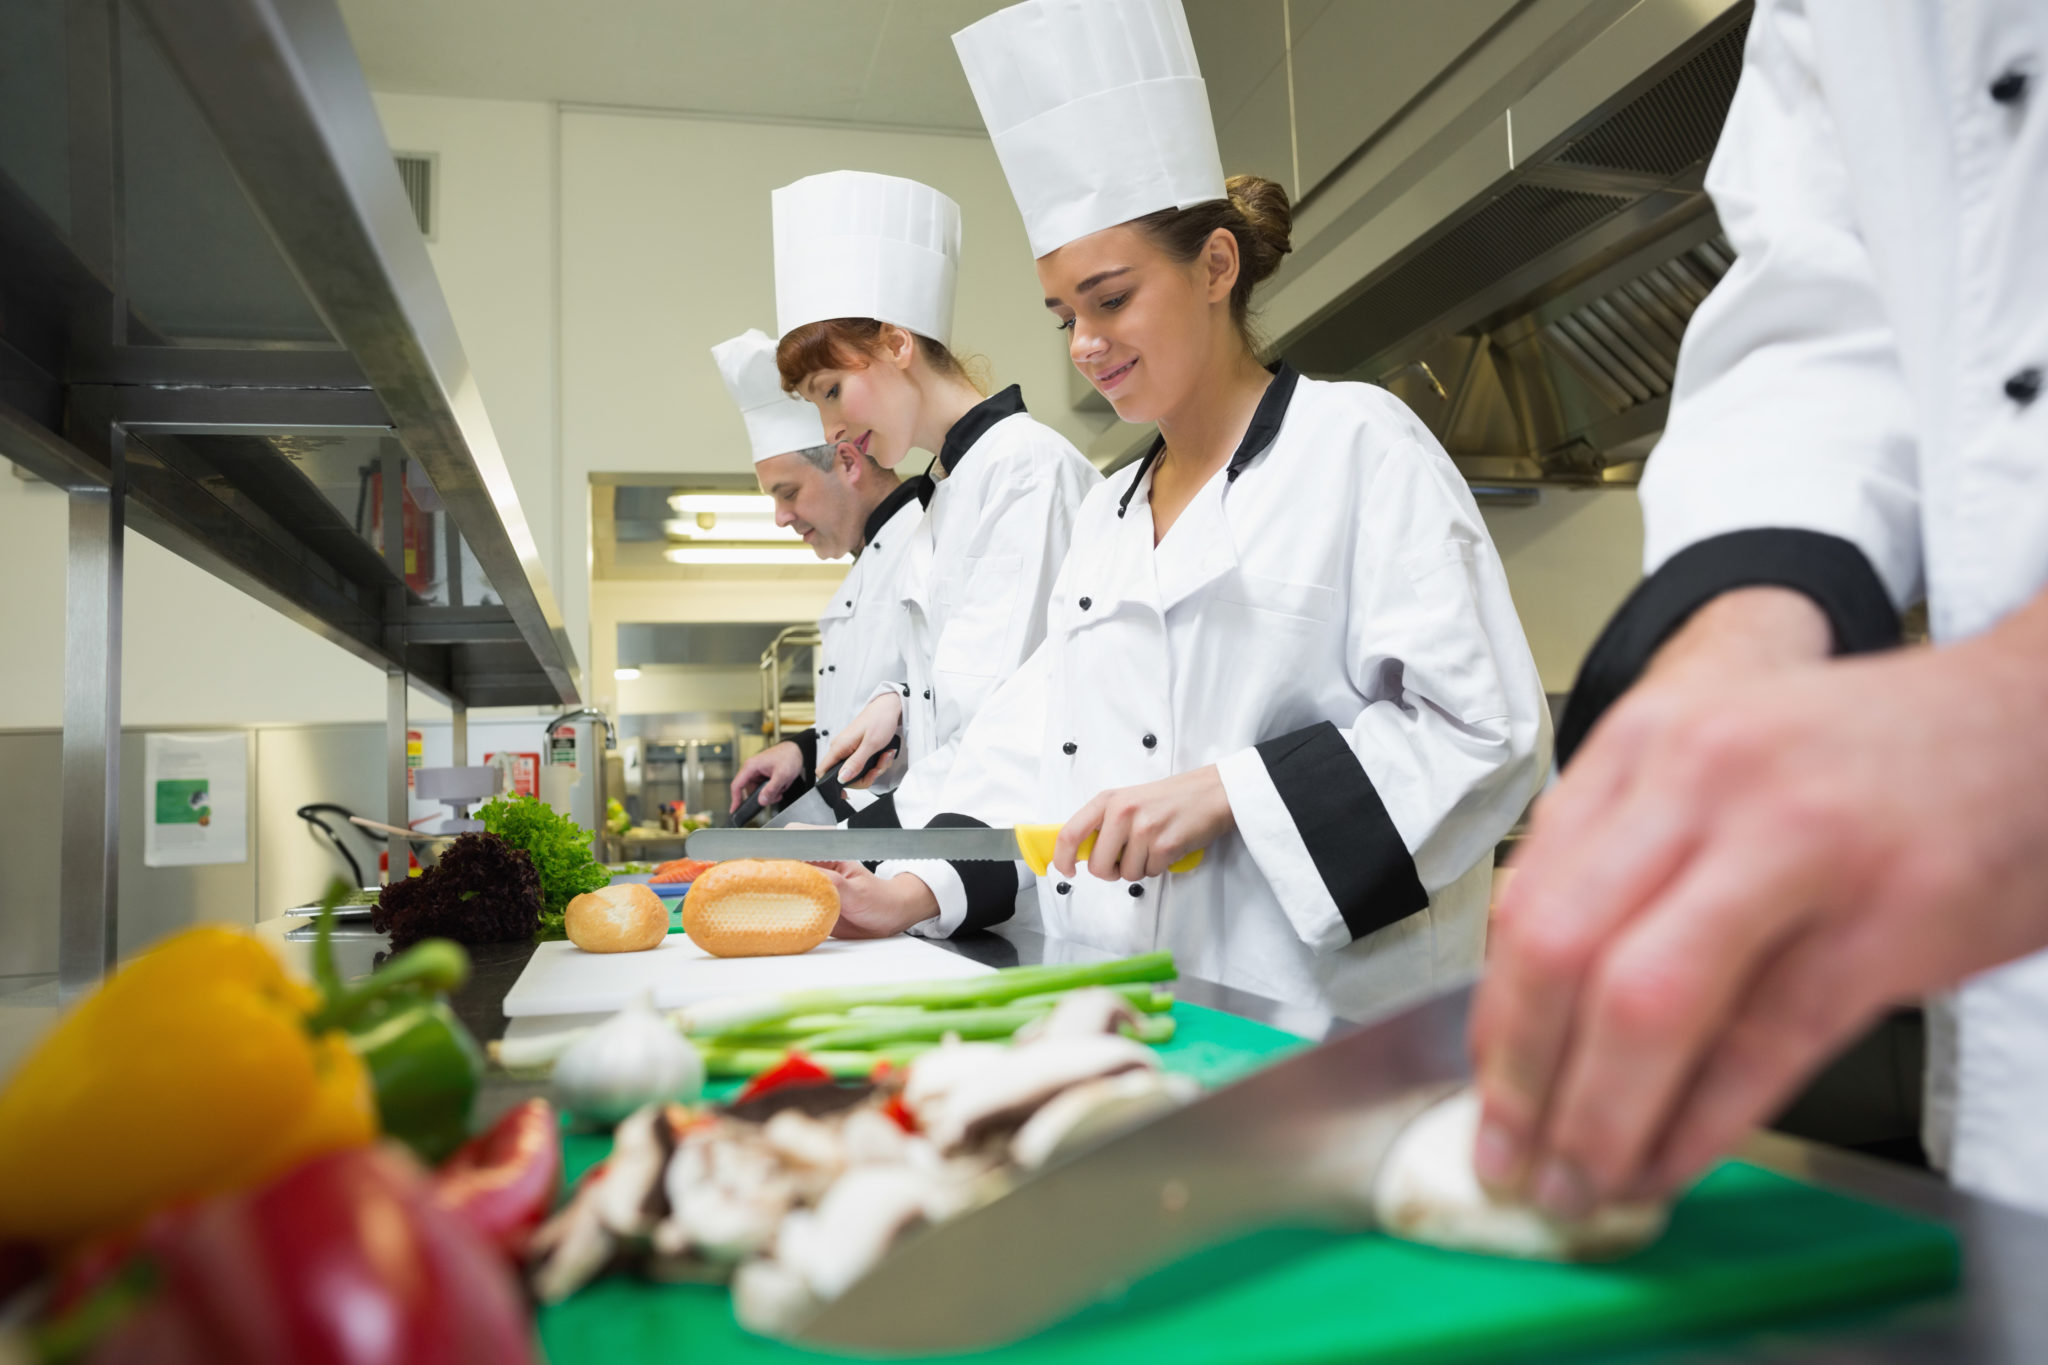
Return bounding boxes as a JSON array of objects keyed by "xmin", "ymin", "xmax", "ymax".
[
  {"xmin": 790, "ymin": 728, "xmax": 819, "ymax": 781},
  {"xmin": 1255, "ymin": 721, "xmax": 1427, "ymax": 943},
  {"xmin": 771, "ymin": 729, "xmax": 819, "ymax": 810},
  {"xmin": 1557, "ymin": 529, "xmax": 1902, "ymax": 765},
  {"xmin": 846, "ymin": 793, "xmax": 900, "ymax": 829},
  {"xmin": 926, "ymin": 812, "xmax": 1020, "ymax": 935}
]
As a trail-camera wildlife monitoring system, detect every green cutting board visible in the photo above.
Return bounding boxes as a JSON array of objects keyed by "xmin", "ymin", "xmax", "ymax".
[{"xmin": 539, "ymin": 1004, "xmax": 1957, "ymax": 1364}]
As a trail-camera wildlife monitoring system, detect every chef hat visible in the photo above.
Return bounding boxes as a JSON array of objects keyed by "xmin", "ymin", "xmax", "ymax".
[
  {"xmin": 954, "ymin": 0, "xmax": 1226, "ymax": 259},
  {"xmin": 773, "ymin": 171, "xmax": 962, "ymax": 346},
  {"xmin": 711, "ymin": 328, "xmax": 829, "ymax": 463}
]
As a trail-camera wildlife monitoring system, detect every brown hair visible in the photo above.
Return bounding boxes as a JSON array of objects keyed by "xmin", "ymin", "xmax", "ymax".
[
  {"xmin": 1129, "ymin": 174, "xmax": 1293, "ymax": 345},
  {"xmin": 776, "ymin": 319, "xmax": 977, "ymax": 393}
]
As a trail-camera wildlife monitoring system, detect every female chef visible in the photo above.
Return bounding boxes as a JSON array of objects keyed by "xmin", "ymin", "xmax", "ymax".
[
  {"xmin": 825, "ymin": 0, "xmax": 1552, "ymax": 1019},
  {"xmin": 769, "ymin": 169, "xmax": 1099, "ymax": 829}
]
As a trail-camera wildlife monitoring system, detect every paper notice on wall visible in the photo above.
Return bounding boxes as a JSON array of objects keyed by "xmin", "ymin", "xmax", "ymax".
[{"xmin": 144, "ymin": 732, "xmax": 249, "ymax": 867}]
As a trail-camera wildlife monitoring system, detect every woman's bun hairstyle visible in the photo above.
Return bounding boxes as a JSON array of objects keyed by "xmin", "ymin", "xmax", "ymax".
[{"xmin": 1131, "ymin": 173, "xmax": 1293, "ymax": 345}]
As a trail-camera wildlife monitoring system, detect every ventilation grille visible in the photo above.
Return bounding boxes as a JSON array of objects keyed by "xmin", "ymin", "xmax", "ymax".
[
  {"xmin": 394, "ymin": 152, "xmax": 435, "ymax": 239},
  {"xmin": 1541, "ymin": 236, "xmax": 1733, "ymax": 410},
  {"xmin": 1291, "ymin": 185, "xmax": 1632, "ymax": 373},
  {"xmin": 1555, "ymin": 19, "xmax": 1750, "ymax": 176}
]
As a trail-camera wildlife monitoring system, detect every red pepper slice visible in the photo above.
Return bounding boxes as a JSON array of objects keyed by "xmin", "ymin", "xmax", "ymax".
[
  {"xmin": 434, "ymin": 1099, "xmax": 561, "ymax": 1260},
  {"xmin": 734, "ymin": 1051, "xmax": 834, "ymax": 1104},
  {"xmin": 879, "ymin": 1093, "xmax": 920, "ymax": 1134}
]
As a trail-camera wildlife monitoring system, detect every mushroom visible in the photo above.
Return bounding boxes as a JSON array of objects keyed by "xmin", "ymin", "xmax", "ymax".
[
  {"xmin": 594, "ymin": 1104, "xmax": 676, "ymax": 1237},
  {"xmin": 773, "ymin": 1166, "xmax": 945, "ymax": 1301},
  {"xmin": 529, "ymin": 1169, "xmax": 621, "ymax": 1304},
  {"xmin": 1370, "ymin": 1088, "xmax": 1669, "ymax": 1261},
  {"xmin": 732, "ymin": 1256, "xmax": 820, "ymax": 1337},
  {"xmin": 1014, "ymin": 986, "xmax": 1146, "ymax": 1042},
  {"xmin": 1010, "ymin": 1069, "xmax": 1198, "ymax": 1169},
  {"xmin": 914, "ymin": 1035, "xmax": 1160, "ymax": 1154}
]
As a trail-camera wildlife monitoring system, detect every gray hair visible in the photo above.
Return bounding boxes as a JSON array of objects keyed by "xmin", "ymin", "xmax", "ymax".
[{"xmin": 791, "ymin": 442, "xmax": 884, "ymax": 474}]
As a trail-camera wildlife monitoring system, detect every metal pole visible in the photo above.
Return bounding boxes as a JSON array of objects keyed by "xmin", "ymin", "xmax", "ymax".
[
  {"xmin": 383, "ymin": 451, "xmax": 408, "ymax": 882},
  {"xmin": 450, "ymin": 701, "xmax": 468, "ymax": 769},
  {"xmin": 58, "ymin": 435, "xmax": 124, "ymax": 999}
]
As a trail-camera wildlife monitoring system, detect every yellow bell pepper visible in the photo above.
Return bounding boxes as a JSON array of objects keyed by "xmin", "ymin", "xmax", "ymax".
[{"xmin": 0, "ymin": 926, "xmax": 377, "ymax": 1245}]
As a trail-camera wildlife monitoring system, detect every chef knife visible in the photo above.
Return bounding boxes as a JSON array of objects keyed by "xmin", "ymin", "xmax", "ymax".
[
  {"xmin": 685, "ymin": 823, "xmax": 1204, "ymax": 875},
  {"xmin": 789, "ymin": 979, "xmax": 1474, "ymax": 1352},
  {"xmin": 728, "ymin": 737, "xmax": 902, "ymax": 829}
]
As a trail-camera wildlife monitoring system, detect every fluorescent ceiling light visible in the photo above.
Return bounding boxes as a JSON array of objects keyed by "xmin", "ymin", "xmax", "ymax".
[
  {"xmin": 613, "ymin": 667, "xmax": 642, "ymax": 680},
  {"xmin": 668, "ymin": 493, "xmax": 774, "ymax": 517},
  {"xmin": 663, "ymin": 546, "xmax": 848, "ymax": 566},
  {"xmin": 662, "ymin": 516, "xmax": 801, "ymax": 542}
]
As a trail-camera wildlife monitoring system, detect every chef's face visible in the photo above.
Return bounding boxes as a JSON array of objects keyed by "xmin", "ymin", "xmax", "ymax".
[
  {"xmin": 796, "ymin": 330, "xmax": 920, "ymax": 471},
  {"xmin": 1038, "ymin": 223, "xmax": 1236, "ymax": 425},
  {"xmin": 756, "ymin": 444, "xmax": 866, "ymax": 559}
]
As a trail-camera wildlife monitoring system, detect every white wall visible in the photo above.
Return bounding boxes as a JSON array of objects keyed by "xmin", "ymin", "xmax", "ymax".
[{"xmin": 1482, "ymin": 487, "xmax": 1645, "ymax": 694}]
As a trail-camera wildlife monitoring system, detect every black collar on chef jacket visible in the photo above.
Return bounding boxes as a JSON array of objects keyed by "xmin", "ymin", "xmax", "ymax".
[
  {"xmin": 857, "ymin": 474, "xmax": 932, "ymax": 556},
  {"xmin": 937, "ymin": 384, "xmax": 1027, "ymax": 476},
  {"xmin": 1116, "ymin": 361, "xmax": 1299, "ymax": 518}
]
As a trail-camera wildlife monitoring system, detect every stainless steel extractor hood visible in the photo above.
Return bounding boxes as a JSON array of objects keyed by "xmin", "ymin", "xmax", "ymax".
[{"xmin": 1268, "ymin": 0, "xmax": 1753, "ymax": 486}]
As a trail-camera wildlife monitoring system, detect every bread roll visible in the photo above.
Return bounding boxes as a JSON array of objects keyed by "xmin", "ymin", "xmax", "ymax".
[
  {"xmin": 681, "ymin": 860, "xmax": 838, "ymax": 958},
  {"xmin": 564, "ymin": 882, "xmax": 670, "ymax": 953}
]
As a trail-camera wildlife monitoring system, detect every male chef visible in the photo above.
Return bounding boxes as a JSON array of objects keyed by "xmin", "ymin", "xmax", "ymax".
[
  {"xmin": 1471, "ymin": 0, "xmax": 2048, "ymax": 1219},
  {"xmin": 711, "ymin": 329, "xmax": 927, "ymax": 816}
]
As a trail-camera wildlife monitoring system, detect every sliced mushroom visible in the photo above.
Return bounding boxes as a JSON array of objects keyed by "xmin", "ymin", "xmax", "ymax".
[
  {"xmin": 774, "ymin": 1166, "xmax": 945, "ymax": 1302},
  {"xmin": 916, "ymin": 1035, "xmax": 1160, "ymax": 1154},
  {"xmin": 1371, "ymin": 1088, "xmax": 1669, "ymax": 1262},
  {"xmin": 1010, "ymin": 1069, "xmax": 1199, "ymax": 1169},
  {"xmin": 762, "ymin": 1109, "xmax": 847, "ymax": 1176},
  {"xmin": 900, "ymin": 1040, "xmax": 1011, "ymax": 1116},
  {"xmin": 1014, "ymin": 986, "xmax": 1145, "ymax": 1042},
  {"xmin": 529, "ymin": 1170, "xmax": 620, "ymax": 1304},
  {"xmin": 594, "ymin": 1104, "xmax": 675, "ymax": 1237},
  {"xmin": 732, "ymin": 1256, "xmax": 820, "ymax": 1337}
]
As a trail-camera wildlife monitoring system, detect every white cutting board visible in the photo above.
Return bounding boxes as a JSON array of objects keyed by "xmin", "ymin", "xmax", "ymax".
[{"xmin": 501, "ymin": 933, "xmax": 992, "ymax": 1018}]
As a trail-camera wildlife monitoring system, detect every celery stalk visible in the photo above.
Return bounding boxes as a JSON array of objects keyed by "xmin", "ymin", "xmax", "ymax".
[{"xmin": 680, "ymin": 952, "xmax": 1176, "ymax": 1038}]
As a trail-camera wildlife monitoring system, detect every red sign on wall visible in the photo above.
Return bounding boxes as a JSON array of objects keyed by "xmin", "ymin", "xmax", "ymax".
[{"xmin": 487, "ymin": 751, "xmax": 541, "ymax": 798}]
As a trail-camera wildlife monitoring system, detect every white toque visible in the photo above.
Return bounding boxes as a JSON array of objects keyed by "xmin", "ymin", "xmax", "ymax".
[
  {"xmin": 711, "ymin": 328, "xmax": 829, "ymax": 463},
  {"xmin": 773, "ymin": 171, "xmax": 962, "ymax": 346},
  {"xmin": 953, "ymin": 0, "xmax": 1226, "ymax": 259}
]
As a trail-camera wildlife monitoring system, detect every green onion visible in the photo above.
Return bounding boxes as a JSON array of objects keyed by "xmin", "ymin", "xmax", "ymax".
[
  {"xmin": 680, "ymin": 952, "xmax": 1176, "ymax": 1038},
  {"xmin": 792, "ymin": 1006, "xmax": 1051, "ymax": 1051}
]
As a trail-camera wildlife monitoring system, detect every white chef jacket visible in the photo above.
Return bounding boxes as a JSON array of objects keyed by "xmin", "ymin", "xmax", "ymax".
[
  {"xmin": 808, "ymin": 478, "xmax": 929, "ymax": 795},
  {"xmin": 859, "ymin": 386, "xmax": 1099, "ymax": 828},
  {"xmin": 907, "ymin": 366, "xmax": 1551, "ymax": 1022},
  {"xmin": 1618, "ymin": 0, "xmax": 2048, "ymax": 1213}
]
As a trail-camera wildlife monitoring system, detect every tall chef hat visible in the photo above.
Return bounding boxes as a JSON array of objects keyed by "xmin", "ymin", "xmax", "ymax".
[
  {"xmin": 954, "ymin": 0, "xmax": 1226, "ymax": 259},
  {"xmin": 711, "ymin": 328, "xmax": 828, "ymax": 463},
  {"xmin": 773, "ymin": 171, "xmax": 962, "ymax": 346}
]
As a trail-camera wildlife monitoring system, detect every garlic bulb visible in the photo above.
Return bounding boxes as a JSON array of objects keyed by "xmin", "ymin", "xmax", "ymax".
[{"xmin": 551, "ymin": 993, "xmax": 704, "ymax": 1124}]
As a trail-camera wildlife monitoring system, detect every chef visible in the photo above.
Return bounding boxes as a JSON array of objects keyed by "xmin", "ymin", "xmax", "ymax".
[
  {"xmin": 822, "ymin": 0, "xmax": 1551, "ymax": 1020},
  {"xmin": 1471, "ymin": 0, "xmax": 2048, "ymax": 1221},
  {"xmin": 767, "ymin": 170, "xmax": 1099, "ymax": 858},
  {"xmin": 713, "ymin": 329, "xmax": 929, "ymax": 816}
]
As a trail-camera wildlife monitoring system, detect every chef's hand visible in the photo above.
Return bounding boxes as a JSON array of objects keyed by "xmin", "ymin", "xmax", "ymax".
[
  {"xmin": 1055, "ymin": 765, "xmax": 1234, "ymax": 881},
  {"xmin": 1472, "ymin": 585, "xmax": 2048, "ymax": 1219},
  {"xmin": 817, "ymin": 862, "xmax": 941, "ymax": 938},
  {"xmin": 819, "ymin": 691, "xmax": 904, "ymax": 790},
  {"xmin": 730, "ymin": 740, "xmax": 805, "ymax": 812}
]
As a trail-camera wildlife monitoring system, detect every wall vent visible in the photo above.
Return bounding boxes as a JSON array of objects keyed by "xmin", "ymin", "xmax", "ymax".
[{"xmin": 394, "ymin": 152, "xmax": 436, "ymax": 240}]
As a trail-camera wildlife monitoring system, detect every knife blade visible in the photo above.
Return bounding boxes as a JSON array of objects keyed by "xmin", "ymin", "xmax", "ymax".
[
  {"xmin": 790, "ymin": 979, "xmax": 1474, "ymax": 1353},
  {"xmin": 685, "ymin": 824, "xmax": 1203, "ymax": 875}
]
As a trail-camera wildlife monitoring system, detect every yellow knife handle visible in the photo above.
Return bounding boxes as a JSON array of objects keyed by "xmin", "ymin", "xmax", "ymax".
[{"xmin": 1013, "ymin": 825, "xmax": 1205, "ymax": 877}]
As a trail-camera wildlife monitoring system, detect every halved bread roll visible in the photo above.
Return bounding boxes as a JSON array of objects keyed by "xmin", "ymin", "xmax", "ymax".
[
  {"xmin": 682, "ymin": 860, "xmax": 839, "ymax": 958},
  {"xmin": 565, "ymin": 882, "xmax": 670, "ymax": 953}
]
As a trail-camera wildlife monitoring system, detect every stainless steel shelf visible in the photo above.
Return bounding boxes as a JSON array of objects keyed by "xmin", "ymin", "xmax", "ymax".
[{"xmin": 0, "ymin": 0, "xmax": 581, "ymax": 992}]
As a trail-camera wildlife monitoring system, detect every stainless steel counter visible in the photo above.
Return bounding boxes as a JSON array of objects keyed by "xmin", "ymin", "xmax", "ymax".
[{"xmin": 260, "ymin": 915, "xmax": 2048, "ymax": 1363}]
